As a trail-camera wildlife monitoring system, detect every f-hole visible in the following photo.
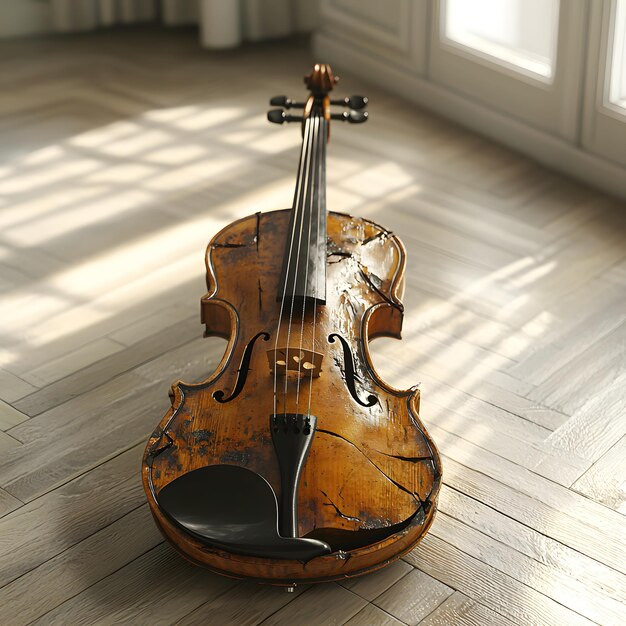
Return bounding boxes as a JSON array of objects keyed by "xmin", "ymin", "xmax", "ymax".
[
  {"xmin": 328, "ymin": 333, "xmax": 378, "ymax": 407},
  {"xmin": 213, "ymin": 331, "xmax": 270, "ymax": 403}
]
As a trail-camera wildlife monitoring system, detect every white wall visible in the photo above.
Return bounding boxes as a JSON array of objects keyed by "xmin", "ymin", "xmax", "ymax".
[{"xmin": 0, "ymin": 0, "xmax": 52, "ymax": 39}]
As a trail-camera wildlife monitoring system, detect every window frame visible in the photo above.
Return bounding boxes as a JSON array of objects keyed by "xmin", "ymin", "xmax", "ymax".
[
  {"xmin": 428, "ymin": 0, "xmax": 588, "ymax": 140},
  {"xmin": 582, "ymin": 0, "xmax": 626, "ymax": 167}
]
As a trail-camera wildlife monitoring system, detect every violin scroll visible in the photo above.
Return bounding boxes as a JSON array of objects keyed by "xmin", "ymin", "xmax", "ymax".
[
  {"xmin": 267, "ymin": 63, "xmax": 368, "ymax": 136},
  {"xmin": 304, "ymin": 63, "xmax": 338, "ymax": 95}
]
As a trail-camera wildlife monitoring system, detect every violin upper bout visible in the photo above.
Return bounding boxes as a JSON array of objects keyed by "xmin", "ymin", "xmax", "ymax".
[
  {"xmin": 366, "ymin": 301, "xmax": 404, "ymax": 341},
  {"xmin": 201, "ymin": 296, "xmax": 235, "ymax": 340},
  {"xmin": 363, "ymin": 243, "xmax": 406, "ymax": 341}
]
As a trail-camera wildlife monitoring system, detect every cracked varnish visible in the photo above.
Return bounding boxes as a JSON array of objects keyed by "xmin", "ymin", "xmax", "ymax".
[{"xmin": 143, "ymin": 209, "xmax": 442, "ymax": 582}]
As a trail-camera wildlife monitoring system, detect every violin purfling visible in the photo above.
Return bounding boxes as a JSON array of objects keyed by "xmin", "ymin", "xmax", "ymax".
[{"xmin": 142, "ymin": 63, "xmax": 442, "ymax": 585}]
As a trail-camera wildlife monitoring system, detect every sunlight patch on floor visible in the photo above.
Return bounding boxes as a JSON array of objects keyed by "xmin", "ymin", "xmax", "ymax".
[
  {"xmin": 96, "ymin": 128, "xmax": 173, "ymax": 157},
  {"xmin": 6, "ymin": 190, "xmax": 154, "ymax": 246},
  {"xmin": 143, "ymin": 145, "xmax": 207, "ymax": 165},
  {"xmin": 170, "ymin": 107, "xmax": 246, "ymax": 131},
  {"xmin": 0, "ymin": 158, "xmax": 100, "ymax": 194},
  {"xmin": 0, "ymin": 187, "xmax": 106, "ymax": 230},
  {"xmin": 340, "ymin": 162, "xmax": 414, "ymax": 198},
  {"xmin": 69, "ymin": 119, "xmax": 145, "ymax": 149},
  {"xmin": 145, "ymin": 156, "xmax": 243, "ymax": 191}
]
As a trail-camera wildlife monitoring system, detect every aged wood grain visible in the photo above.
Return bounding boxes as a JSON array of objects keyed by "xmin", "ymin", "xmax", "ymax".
[{"xmin": 143, "ymin": 210, "xmax": 442, "ymax": 582}]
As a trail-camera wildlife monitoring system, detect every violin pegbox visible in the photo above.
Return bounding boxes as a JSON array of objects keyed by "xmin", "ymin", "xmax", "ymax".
[{"xmin": 267, "ymin": 63, "xmax": 368, "ymax": 130}]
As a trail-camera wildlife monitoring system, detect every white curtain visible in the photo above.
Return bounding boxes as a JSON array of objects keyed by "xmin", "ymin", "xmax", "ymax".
[{"xmin": 50, "ymin": 0, "xmax": 318, "ymax": 47}]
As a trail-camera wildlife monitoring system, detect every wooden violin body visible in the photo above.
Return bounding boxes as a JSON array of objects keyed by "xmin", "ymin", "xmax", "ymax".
[{"xmin": 142, "ymin": 65, "xmax": 441, "ymax": 585}]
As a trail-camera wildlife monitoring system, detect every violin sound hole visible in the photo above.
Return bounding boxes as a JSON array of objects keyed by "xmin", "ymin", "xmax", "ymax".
[
  {"xmin": 328, "ymin": 333, "xmax": 378, "ymax": 407},
  {"xmin": 213, "ymin": 331, "xmax": 269, "ymax": 403}
]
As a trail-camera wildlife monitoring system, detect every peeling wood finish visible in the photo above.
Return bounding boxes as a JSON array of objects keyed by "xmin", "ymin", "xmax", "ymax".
[{"xmin": 142, "ymin": 209, "xmax": 442, "ymax": 583}]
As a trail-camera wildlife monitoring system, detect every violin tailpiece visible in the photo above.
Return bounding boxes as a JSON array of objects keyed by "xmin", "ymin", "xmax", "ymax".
[{"xmin": 271, "ymin": 413, "xmax": 318, "ymax": 538}]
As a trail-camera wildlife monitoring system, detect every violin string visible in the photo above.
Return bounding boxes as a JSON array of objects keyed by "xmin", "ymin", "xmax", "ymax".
[
  {"xmin": 307, "ymin": 115, "xmax": 325, "ymax": 420},
  {"xmin": 283, "ymin": 114, "xmax": 315, "ymax": 418},
  {"xmin": 273, "ymin": 114, "xmax": 311, "ymax": 418},
  {"xmin": 295, "ymin": 112, "xmax": 320, "ymax": 414}
]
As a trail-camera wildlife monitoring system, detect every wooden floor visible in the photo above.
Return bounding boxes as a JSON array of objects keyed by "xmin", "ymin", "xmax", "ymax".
[{"xmin": 0, "ymin": 28, "xmax": 625, "ymax": 626}]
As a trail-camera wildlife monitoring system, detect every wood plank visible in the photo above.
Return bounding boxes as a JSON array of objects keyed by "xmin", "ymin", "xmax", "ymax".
[
  {"xmin": 344, "ymin": 604, "xmax": 405, "ymax": 626},
  {"xmin": 372, "ymin": 351, "xmax": 552, "ymax": 441},
  {"xmin": 0, "ymin": 368, "xmax": 37, "ymax": 404},
  {"xmin": 508, "ymin": 279, "xmax": 626, "ymax": 385},
  {"xmin": 386, "ymin": 208, "xmax": 520, "ymax": 272},
  {"xmin": 31, "ymin": 543, "xmax": 238, "ymax": 625},
  {"xmin": 404, "ymin": 535, "xmax": 596, "ymax": 626},
  {"xmin": 0, "ymin": 399, "xmax": 28, "ymax": 430},
  {"xmin": 374, "ymin": 569, "xmax": 454, "ymax": 625},
  {"xmin": 0, "ymin": 487, "xmax": 21, "ymax": 519},
  {"xmin": 386, "ymin": 284, "xmax": 535, "ymax": 361},
  {"xmin": 433, "ymin": 504, "xmax": 626, "ymax": 625},
  {"xmin": 0, "ymin": 505, "xmax": 162, "ymax": 626},
  {"xmin": 17, "ymin": 337, "xmax": 125, "ymax": 388},
  {"xmin": 529, "ymin": 325, "xmax": 626, "ymax": 415},
  {"xmin": 540, "ymin": 372, "xmax": 626, "ymax": 463},
  {"xmin": 0, "ymin": 430, "xmax": 21, "ymax": 454},
  {"xmin": 1, "ymin": 338, "xmax": 223, "ymax": 502},
  {"xmin": 417, "ymin": 591, "xmax": 519, "ymax": 626},
  {"xmin": 0, "ymin": 444, "xmax": 144, "ymax": 588},
  {"xmin": 413, "ymin": 398, "xmax": 586, "ymax": 488},
  {"xmin": 439, "ymin": 447, "xmax": 626, "ymax": 575},
  {"xmin": 572, "ymin": 435, "xmax": 626, "ymax": 512},
  {"xmin": 13, "ymin": 315, "xmax": 209, "ymax": 417},
  {"xmin": 340, "ymin": 559, "xmax": 413, "ymax": 601},
  {"xmin": 434, "ymin": 426, "xmax": 626, "ymax": 542},
  {"xmin": 259, "ymin": 584, "xmax": 367, "ymax": 626},
  {"xmin": 438, "ymin": 486, "xmax": 626, "ymax": 609},
  {"xmin": 178, "ymin": 582, "xmax": 307, "ymax": 626},
  {"xmin": 108, "ymin": 304, "xmax": 194, "ymax": 346}
]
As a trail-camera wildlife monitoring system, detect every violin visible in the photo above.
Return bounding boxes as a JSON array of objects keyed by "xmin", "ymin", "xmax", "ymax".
[{"xmin": 142, "ymin": 64, "xmax": 442, "ymax": 585}]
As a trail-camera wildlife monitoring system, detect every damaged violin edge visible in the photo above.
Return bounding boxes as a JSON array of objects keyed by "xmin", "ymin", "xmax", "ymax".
[{"xmin": 141, "ymin": 63, "xmax": 442, "ymax": 585}]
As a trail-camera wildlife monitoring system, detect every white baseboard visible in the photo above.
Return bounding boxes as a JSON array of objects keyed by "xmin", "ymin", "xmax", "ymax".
[{"xmin": 314, "ymin": 31, "xmax": 626, "ymax": 202}]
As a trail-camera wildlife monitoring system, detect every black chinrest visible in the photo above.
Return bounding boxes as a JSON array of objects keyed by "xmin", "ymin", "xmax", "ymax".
[{"xmin": 156, "ymin": 464, "xmax": 331, "ymax": 561}]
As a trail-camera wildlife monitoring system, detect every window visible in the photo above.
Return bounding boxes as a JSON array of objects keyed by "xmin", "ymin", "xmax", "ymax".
[
  {"xmin": 443, "ymin": 0, "xmax": 560, "ymax": 81},
  {"xmin": 430, "ymin": 0, "xmax": 585, "ymax": 139},
  {"xmin": 582, "ymin": 0, "xmax": 626, "ymax": 167},
  {"xmin": 608, "ymin": 0, "xmax": 626, "ymax": 111}
]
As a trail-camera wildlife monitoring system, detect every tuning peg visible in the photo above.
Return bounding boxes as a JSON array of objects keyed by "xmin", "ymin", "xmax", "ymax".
[
  {"xmin": 331, "ymin": 95, "xmax": 368, "ymax": 110},
  {"xmin": 331, "ymin": 110, "xmax": 369, "ymax": 124},
  {"xmin": 269, "ymin": 95, "xmax": 306, "ymax": 109},
  {"xmin": 267, "ymin": 109, "xmax": 302, "ymax": 124}
]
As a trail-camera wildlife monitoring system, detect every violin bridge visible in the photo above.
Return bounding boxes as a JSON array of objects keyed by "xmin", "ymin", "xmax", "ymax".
[{"xmin": 267, "ymin": 348, "xmax": 323, "ymax": 378}]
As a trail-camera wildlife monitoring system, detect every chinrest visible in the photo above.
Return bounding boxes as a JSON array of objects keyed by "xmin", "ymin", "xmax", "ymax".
[{"xmin": 156, "ymin": 464, "xmax": 331, "ymax": 561}]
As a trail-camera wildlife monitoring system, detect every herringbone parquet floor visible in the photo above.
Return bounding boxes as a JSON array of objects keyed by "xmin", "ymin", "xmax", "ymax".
[{"xmin": 0, "ymin": 28, "xmax": 625, "ymax": 626}]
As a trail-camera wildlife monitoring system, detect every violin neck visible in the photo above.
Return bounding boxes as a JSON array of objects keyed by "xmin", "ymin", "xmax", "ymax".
[{"xmin": 277, "ymin": 108, "xmax": 328, "ymax": 306}]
